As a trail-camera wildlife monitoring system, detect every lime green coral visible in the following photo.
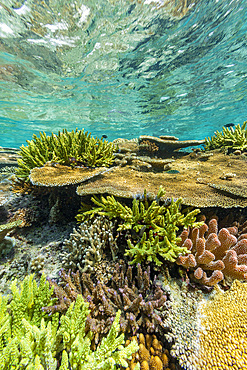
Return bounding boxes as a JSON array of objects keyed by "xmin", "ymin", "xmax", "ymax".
[
  {"xmin": 76, "ymin": 186, "xmax": 203, "ymax": 263},
  {"xmin": 0, "ymin": 274, "xmax": 138, "ymax": 369},
  {"xmin": 205, "ymin": 121, "xmax": 247, "ymax": 151},
  {"xmin": 16, "ymin": 129, "xmax": 115, "ymax": 181}
]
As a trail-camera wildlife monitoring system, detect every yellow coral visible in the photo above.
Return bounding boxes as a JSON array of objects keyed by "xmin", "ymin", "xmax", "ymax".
[{"xmin": 196, "ymin": 280, "xmax": 247, "ymax": 369}]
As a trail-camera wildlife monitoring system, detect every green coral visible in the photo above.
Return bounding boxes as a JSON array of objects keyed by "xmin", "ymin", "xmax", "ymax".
[
  {"xmin": 76, "ymin": 186, "xmax": 203, "ymax": 263},
  {"xmin": 16, "ymin": 129, "xmax": 115, "ymax": 181},
  {"xmin": 205, "ymin": 121, "xmax": 247, "ymax": 151},
  {"xmin": 0, "ymin": 274, "xmax": 138, "ymax": 369}
]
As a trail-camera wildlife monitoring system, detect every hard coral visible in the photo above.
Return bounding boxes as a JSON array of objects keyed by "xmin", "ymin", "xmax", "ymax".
[
  {"xmin": 62, "ymin": 215, "xmax": 117, "ymax": 277},
  {"xmin": 76, "ymin": 186, "xmax": 203, "ymax": 264},
  {"xmin": 176, "ymin": 218, "xmax": 247, "ymax": 286},
  {"xmin": 16, "ymin": 129, "xmax": 115, "ymax": 181},
  {"xmin": 43, "ymin": 263, "xmax": 168, "ymax": 348},
  {"xmin": 205, "ymin": 120, "xmax": 247, "ymax": 152},
  {"xmin": 124, "ymin": 333, "xmax": 170, "ymax": 370}
]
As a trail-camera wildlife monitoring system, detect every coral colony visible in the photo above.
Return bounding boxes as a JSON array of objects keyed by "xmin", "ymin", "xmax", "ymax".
[{"xmin": 0, "ymin": 125, "xmax": 247, "ymax": 369}]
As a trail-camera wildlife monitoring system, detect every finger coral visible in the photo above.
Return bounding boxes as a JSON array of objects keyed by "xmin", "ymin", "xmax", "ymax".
[
  {"xmin": 123, "ymin": 333, "xmax": 171, "ymax": 370},
  {"xmin": 43, "ymin": 262, "xmax": 168, "ymax": 348},
  {"xmin": 62, "ymin": 215, "xmax": 117, "ymax": 277},
  {"xmin": 205, "ymin": 121, "xmax": 247, "ymax": 152},
  {"xmin": 0, "ymin": 274, "xmax": 138, "ymax": 369},
  {"xmin": 176, "ymin": 218, "xmax": 247, "ymax": 286},
  {"xmin": 16, "ymin": 129, "xmax": 115, "ymax": 181},
  {"xmin": 76, "ymin": 186, "xmax": 203, "ymax": 263}
]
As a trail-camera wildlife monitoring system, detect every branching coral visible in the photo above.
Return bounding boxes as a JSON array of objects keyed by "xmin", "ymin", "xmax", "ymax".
[
  {"xmin": 0, "ymin": 274, "xmax": 138, "ymax": 369},
  {"xmin": 16, "ymin": 129, "xmax": 115, "ymax": 181},
  {"xmin": 76, "ymin": 186, "xmax": 203, "ymax": 264},
  {"xmin": 176, "ymin": 218, "xmax": 247, "ymax": 286},
  {"xmin": 62, "ymin": 215, "xmax": 117, "ymax": 276},
  {"xmin": 205, "ymin": 121, "xmax": 247, "ymax": 152},
  {"xmin": 43, "ymin": 263, "xmax": 168, "ymax": 347}
]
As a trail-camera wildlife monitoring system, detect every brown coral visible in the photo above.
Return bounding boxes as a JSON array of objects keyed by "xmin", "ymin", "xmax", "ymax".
[
  {"xmin": 176, "ymin": 218, "xmax": 247, "ymax": 286},
  {"xmin": 43, "ymin": 262, "xmax": 168, "ymax": 347},
  {"xmin": 123, "ymin": 333, "xmax": 170, "ymax": 370}
]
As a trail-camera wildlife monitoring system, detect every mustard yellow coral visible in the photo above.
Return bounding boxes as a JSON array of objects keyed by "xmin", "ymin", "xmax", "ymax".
[{"xmin": 197, "ymin": 280, "xmax": 247, "ymax": 369}]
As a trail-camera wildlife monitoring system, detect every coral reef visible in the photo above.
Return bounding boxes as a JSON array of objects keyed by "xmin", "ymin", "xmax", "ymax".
[
  {"xmin": 0, "ymin": 219, "xmax": 22, "ymax": 255},
  {"xmin": 139, "ymin": 135, "xmax": 205, "ymax": 156},
  {"xmin": 30, "ymin": 163, "xmax": 110, "ymax": 187},
  {"xmin": 195, "ymin": 280, "xmax": 247, "ymax": 369},
  {"xmin": 76, "ymin": 186, "xmax": 203, "ymax": 263},
  {"xmin": 205, "ymin": 121, "xmax": 247, "ymax": 152},
  {"xmin": 76, "ymin": 154, "xmax": 247, "ymax": 208},
  {"xmin": 123, "ymin": 333, "xmax": 171, "ymax": 370},
  {"xmin": 16, "ymin": 129, "xmax": 115, "ymax": 181},
  {"xmin": 62, "ymin": 215, "xmax": 117, "ymax": 276},
  {"xmin": 0, "ymin": 273, "xmax": 138, "ymax": 369},
  {"xmin": 176, "ymin": 218, "xmax": 247, "ymax": 285},
  {"xmin": 43, "ymin": 263, "xmax": 168, "ymax": 347}
]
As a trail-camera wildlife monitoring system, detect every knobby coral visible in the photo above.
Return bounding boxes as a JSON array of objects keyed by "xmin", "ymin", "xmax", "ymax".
[
  {"xmin": 62, "ymin": 215, "xmax": 117, "ymax": 276},
  {"xmin": 0, "ymin": 274, "xmax": 138, "ymax": 369},
  {"xmin": 205, "ymin": 121, "xmax": 247, "ymax": 152},
  {"xmin": 43, "ymin": 263, "xmax": 168, "ymax": 348},
  {"xmin": 16, "ymin": 129, "xmax": 115, "ymax": 181},
  {"xmin": 76, "ymin": 186, "xmax": 203, "ymax": 264},
  {"xmin": 176, "ymin": 218, "xmax": 247, "ymax": 286}
]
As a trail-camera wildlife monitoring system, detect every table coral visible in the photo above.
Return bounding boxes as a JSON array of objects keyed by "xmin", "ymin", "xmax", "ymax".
[
  {"xmin": 16, "ymin": 128, "xmax": 115, "ymax": 181},
  {"xmin": 176, "ymin": 218, "xmax": 247, "ymax": 286}
]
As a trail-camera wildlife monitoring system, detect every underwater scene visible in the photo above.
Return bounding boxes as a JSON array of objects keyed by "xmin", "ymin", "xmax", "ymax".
[{"xmin": 0, "ymin": 0, "xmax": 247, "ymax": 369}]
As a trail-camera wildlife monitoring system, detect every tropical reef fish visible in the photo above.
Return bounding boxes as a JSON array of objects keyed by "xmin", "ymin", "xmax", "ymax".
[{"xmin": 224, "ymin": 123, "xmax": 235, "ymax": 128}]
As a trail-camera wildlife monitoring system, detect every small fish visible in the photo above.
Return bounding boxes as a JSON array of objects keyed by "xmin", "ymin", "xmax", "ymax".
[
  {"xmin": 101, "ymin": 134, "xmax": 108, "ymax": 139},
  {"xmin": 224, "ymin": 123, "xmax": 235, "ymax": 128},
  {"xmin": 165, "ymin": 170, "xmax": 180, "ymax": 174}
]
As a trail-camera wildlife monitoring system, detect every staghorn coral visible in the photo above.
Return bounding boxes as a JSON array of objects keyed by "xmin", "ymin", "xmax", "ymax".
[
  {"xmin": 176, "ymin": 218, "xmax": 247, "ymax": 286},
  {"xmin": 123, "ymin": 333, "xmax": 171, "ymax": 370},
  {"xmin": 205, "ymin": 121, "xmax": 247, "ymax": 152},
  {"xmin": 0, "ymin": 273, "xmax": 138, "ymax": 369},
  {"xmin": 62, "ymin": 215, "xmax": 117, "ymax": 276},
  {"xmin": 43, "ymin": 262, "xmax": 168, "ymax": 347},
  {"xmin": 16, "ymin": 128, "xmax": 115, "ymax": 181},
  {"xmin": 76, "ymin": 186, "xmax": 203, "ymax": 264}
]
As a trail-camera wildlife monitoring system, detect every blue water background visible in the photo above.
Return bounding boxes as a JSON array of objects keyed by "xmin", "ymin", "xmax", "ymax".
[{"xmin": 0, "ymin": 0, "xmax": 247, "ymax": 148}]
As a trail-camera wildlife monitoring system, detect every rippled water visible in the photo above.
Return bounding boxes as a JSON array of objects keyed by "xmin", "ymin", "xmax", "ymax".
[{"xmin": 0, "ymin": 0, "xmax": 247, "ymax": 147}]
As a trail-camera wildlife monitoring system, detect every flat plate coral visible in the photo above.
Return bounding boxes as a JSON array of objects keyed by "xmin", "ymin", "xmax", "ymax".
[
  {"xmin": 30, "ymin": 164, "xmax": 108, "ymax": 187},
  {"xmin": 77, "ymin": 152, "xmax": 247, "ymax": 207}
]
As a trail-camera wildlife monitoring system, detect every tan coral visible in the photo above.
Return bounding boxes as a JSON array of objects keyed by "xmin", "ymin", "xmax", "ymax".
[
  {"xmin": 176, "ymin": 218, "xmax": 247, "ymax": 285},
  {"xmin": 30, "ymin": 164, "xmax": 109, "ymax": 186},
  {"xmin": 196, "ymin": 280, "xmax": 247, "ymax": 369}
]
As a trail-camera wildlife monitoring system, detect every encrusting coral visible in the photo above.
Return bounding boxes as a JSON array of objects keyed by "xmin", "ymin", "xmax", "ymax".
[
  {"xmin": 205, "ymin": 121, "xmax": 247, "ymax": 152},
  {"xmin": 0, "ymin": 273, "xmax": 138, "ymax": 369},
  {"xmin": 43, "ymin": 263, "xmax": 168, "ymax": 348},
  {"xmin": 176, "ymin": 218, "xmax": 247, "ymax": 286},
  {"xmin": 16, "ymin": 128, "xmax": 115, "ymax": 181},
  {"xmin": 76, "ymin": 186, "xmax": 203, "ymax": 264},
  {"xmin": 123, "ymin": 333, "xmax": 171, "ymax": 370},
  {"xmin": 62, "ymin": 215, "xmax": 117, "ymax": 276}
]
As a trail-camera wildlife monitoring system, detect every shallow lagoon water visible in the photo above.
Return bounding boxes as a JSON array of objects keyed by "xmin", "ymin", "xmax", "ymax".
[{"xmin": 0, "ymin": 0, "xmax": 247, "ymax": 147}]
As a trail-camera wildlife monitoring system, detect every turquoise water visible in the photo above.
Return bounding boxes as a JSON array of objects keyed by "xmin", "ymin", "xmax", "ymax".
[{"xmin": 0, "ymin": 0, "xmax": 247, "ymax": 148}]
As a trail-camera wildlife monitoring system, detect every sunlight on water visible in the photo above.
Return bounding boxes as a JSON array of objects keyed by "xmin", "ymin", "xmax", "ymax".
[{"xmin": 0, "ymin": 0, "xmax": 247, "ymax": 147}]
